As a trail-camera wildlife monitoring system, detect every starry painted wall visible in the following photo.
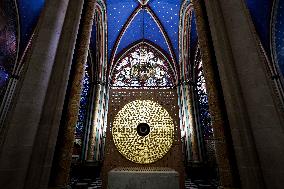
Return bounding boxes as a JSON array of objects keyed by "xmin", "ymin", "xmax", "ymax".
[
  {"xmin": 0, "ymin": 0, "xmax": 19, "ymax": 99},
  {"xmin": 106, "ymin": 0, "xmax": 181, "ymax": 65},
  {"xmin": 245, "ymin": 0, "xmax": 284, "ymax": 76},
  {"xmin": 245, "ymin": 0, "xmax": 273, "ymax": 55},
  {"xmin": 0, "ymin": 0, "xmax": 45, "ymax": 102},
  {"xmin": 272, "ymin": 0, "xmax": 284, "ymax": 75},
  {"xmin": 17, "ymin": 0, "xmax": 45, "ymax": 55},
  {"xmin": 0, "ymin": 0, "xmax": 17, "ymax": 99}
]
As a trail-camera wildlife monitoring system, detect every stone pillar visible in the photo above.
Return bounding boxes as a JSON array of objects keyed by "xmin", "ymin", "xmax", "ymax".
[
  {"xmin": 181, "ymin": 84, "xmax": 200, "ymax": 162},
  {"xmin": 0, "ymin": 0, "xmax": 84, "ymax": 188},
  {"xmin": 86, "ymin": 4, "xmax": 108, "ymax": 161},
  {"xmin": 94, "ymin": 87, "xmax": 107, "ymax": 161},
  {"xmin": 192, "ymin": 0, "xmax": 240, "ymax": 188},
  {"xmin": 87, "ymin": 84, "xmax": 102, "ymax": 161},
  {"xmin": 179, "ymin": 8, "xmax": 201, "ymax": 162},
  {"xmin": 189, "ymin": 86, "xmax": 203, "ymax": 162},
  {"xmin": 203, "ymin": 0, "xmax": 284, "ymax": 189},
  {"xmin": 49, "ymin": 0, "xmax": 96, "ymax": 188}
]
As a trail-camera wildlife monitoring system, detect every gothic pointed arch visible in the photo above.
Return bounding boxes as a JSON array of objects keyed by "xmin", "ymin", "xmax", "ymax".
[
  {"xmin": 111, "ymin": 40, "xmax": 176, "ymax": 88},
  {"xmin": 178, "ymin": 1, "xmax": 215, "ymax": 164},
  {"xmin": 72, "ymin": 0, "xmax": 108, "ymax": 162},
  {"xmin": 107, "ymin": 2, "xmax": 179, "ymax": 82}
]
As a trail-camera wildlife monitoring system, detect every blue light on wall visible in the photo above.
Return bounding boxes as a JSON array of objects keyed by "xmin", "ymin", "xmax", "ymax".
[
  {"xmin": 0, "ymin": 69, "xmax": 9, "ymax": 88},
  {"xmin": 116, "ymin": 9, "xmax": 171, "ymax": 57},
  {"xmin": 107, "ymin": 0, "xmax": 181, "ymax": 63},
  {"xmin": 144, "ymin": 9, "xmax": 171, "ymax": 56},
  {"xmin": 17, "ymin": 0, "xmax": 45, "ymax": 55},
  {"xmin": 272, "ymin": 0, "xmax": 284, "ymax": 76},
  {"xmin": 107, "ymin": 0, "xmax": 139, "ymax": 58},
  {"xmin": 190, "ymin": 10, "xmax": 198, "ymax": 64},
  {"xmin": 76, "ymin": 64, "xmax": 91, "ymax": 137},
  {"xmin": 116, "ymin": 10, "xmax": 144, "ymax": 55},
  {"xmin": 90, "ymin": 22, "xmax": 96, "ymax": 54},
  {"xmin": 0, "ymin": 0, "xmax": 18, "ymax": 100},
  {"xmin": 245, "ymin": 0, "xmax": 273, "ymax": 56},
  {"xmin": 149, "ymin": 0, "xmax": 180, "ymax": 60}
]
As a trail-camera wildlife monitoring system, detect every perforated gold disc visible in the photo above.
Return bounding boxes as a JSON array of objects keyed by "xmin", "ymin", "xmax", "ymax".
[{"xmin": 112, "ymin": 100, "xmax": 174, "ymax": 164}]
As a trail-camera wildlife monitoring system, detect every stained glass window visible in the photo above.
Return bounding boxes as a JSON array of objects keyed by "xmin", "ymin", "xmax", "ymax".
[
  {"xmin": 111, "ymin": 43, "xmax": 174, "ymax": 88},
  {"xmin": 0, "ymin": 0, "xmax": 17, "ymax": 102},
  {"xmin": 195, "ymin": 60, "xmax": 213, "ymax": 139},
  {"xmin": 76, "ymin": 64, "xmax": 91, "ymax": 139}
]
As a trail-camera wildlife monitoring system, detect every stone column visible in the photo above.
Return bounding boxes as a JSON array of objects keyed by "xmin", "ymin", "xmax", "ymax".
[
  {"xmin": 203, "ymin": 0, "xmax": 284, "ymax": 189},
  {"xmin": 49, "ymin": 0, "xmax": 96, "ymax": 188},
  {"xmin": 0, "ymin": 0, "xmax": 83, "ymax": 189},
  {"xmin": 189, "ymin": 86, "xmax": 203, "ymax": 162},
  {"xmin": 180, "ymin": 10, "xmax": 201, "ymax": 162},
  {"xmin": 181, "ymin": 84, "xmax": 200, "ymax": 162},
  {"xmin": 86, "ymin": 5, "xmax": 107, "ymax": 161},
  {"xmin": 192, "ymin": 0, "xmax": 239, "ymax": 188},
  {"xmin": 86, "ymin": 84, "xmax": 102, "ymax": 161}
]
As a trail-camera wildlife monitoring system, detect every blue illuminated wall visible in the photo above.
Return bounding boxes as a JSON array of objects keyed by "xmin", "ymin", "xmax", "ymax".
[
  {"xmin": 107, "ymin": 0, "xmax": 181, "ymax": 63},
  {"xmin": 76, "ymin": 64, "xmax": 91, "ymax": 138},
  {"xmin": 246, "ymin": 0, "xmax": 284, "ymax": 76},
  {"xmin": 107, "ymin": 0, "xmax": 138, "ymax": 57},
  {"xmin": 149, "ymin": 0, "xmax": 180, "ymax": 61},
  {"xmin": 0, "ymin": 0, "xmax": 45, "ymax": 102},
  {"xmin": 272, "ymin": 0, "xmax": 284, "ymax": 75},
  {"xmin": 115, "ymin": 10, "xmax": 144, "ymax": 55},
  {"xmin": 17, "ymin": 0, "xmax": 45, "ymax": 55},
  {"xmin": 190, "ymin": 10, "xmax": 198, "ymax": 64},
  {"xmin": 116, "ymin": 9, "xmax": 171, "ymax": 56},
  {"xmin": 245, "ymin": 0, "xmax": 273, "ymax": 55},
  {"xmin": 90, "ymin": 22, "xmax": 96, "ymax": 55},
  {"xmin": 0, "ymin": 0, "xmax": 18, "ymax": 100}
]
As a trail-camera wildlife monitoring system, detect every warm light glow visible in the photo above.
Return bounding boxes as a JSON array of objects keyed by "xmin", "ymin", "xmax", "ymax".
[{"xmin": 112, "ymin": 100, "xmax": 175, "ymax": 164}]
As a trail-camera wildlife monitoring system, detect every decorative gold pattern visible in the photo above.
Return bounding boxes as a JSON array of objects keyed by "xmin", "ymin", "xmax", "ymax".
[{"xmin": 112, "ymin": 100, "xmax": 174, "ymax": 164}]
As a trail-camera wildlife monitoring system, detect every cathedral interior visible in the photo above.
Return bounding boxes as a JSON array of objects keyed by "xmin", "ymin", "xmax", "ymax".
[{"xmin": 0, "ymin": 0, "xmax": 284, "ymax": 189}]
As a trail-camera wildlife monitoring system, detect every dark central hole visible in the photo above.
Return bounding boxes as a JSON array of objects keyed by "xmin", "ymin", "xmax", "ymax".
[{"xmin": 137, "ymin": 123, "xmax": 150, "ymax": 137}]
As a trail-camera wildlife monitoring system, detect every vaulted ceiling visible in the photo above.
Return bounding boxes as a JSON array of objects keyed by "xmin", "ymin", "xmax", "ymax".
[
  {"xmin": 107, "ymin": 0, "xmax": 181, "ymax": 65},
  {"xmin": 1, "ymin": 0, "xmax": 284, "ymax": 89}
]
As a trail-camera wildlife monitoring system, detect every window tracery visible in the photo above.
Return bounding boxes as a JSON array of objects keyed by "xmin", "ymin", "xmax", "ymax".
[{"xmin": 111, "ymin": 43, "xmax": 174, "ymax": 88}]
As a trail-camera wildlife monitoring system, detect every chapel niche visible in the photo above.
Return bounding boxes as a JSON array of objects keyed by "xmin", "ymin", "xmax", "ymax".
[{"xmin": 102, "ymin": 42, "xmax": 184, "ymax": 188}]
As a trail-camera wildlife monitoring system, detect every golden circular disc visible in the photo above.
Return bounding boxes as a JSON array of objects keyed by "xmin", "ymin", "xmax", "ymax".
[{"xmin": 112, "ymin": 100, "xmax": 175, "ymax": 164}]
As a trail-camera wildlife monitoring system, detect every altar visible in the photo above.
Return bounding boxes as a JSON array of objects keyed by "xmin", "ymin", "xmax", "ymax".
[{"xmin": 107, "ymin": 167, "xmax": 180, "ymax": 189}]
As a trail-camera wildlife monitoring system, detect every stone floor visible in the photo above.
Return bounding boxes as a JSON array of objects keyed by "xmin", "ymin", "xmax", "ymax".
[
  {"xmin": 184, "ymin": 178, "xmax": 218, "ymax": 189},
  {"xmin": 70, "ymin": 164, "xmax": 219, "ymax": 189},
  {"xmin": 70, "ymin": 177, "xmax": 102, "ymax": 189},
  {"xmin": 71, "ymin": 177, "xmax": 219, "ymax": 189}
]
